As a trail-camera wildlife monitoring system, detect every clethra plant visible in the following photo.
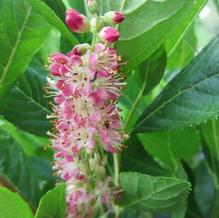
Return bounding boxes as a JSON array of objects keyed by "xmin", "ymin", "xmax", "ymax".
[
  {"xmin": 47, "ymin": 3, "xmax": 127, "ymax": 217},
  {"xmin": 1, "ymin": 0, "xmax": 219, "ymax": 218}
]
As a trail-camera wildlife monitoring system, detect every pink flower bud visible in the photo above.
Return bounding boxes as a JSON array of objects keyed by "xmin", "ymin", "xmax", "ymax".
[
  {"xmin": 65, "ymin": 9, "xmax": 90, "ymax": 33},
  {"xmin": 67, "ymin": 44, "xmax": 90, "ymax": 57},
  {"xmin": 99, "ymin": 27, "xmax": 120, "ymax": 43},
  {"xmin": 104, "ymin": 11, "xmax": 125, "ymax": 24}
]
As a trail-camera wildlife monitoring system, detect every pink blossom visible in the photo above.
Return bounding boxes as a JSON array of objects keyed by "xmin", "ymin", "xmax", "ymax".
[
  {"xmin": 104, "ymin": 11, "xmax": 125, "ymax": 24},
  {"xmin": 66, "ymin": 9, "xmax": 90, "ymax": 33},
  {"xmin": 99, "ymin": 27, "xmax": 120, "ymax": 43}
]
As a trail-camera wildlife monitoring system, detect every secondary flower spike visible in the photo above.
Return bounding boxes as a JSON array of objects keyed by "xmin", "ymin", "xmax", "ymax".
[
  {"xmin": 66, "ymin": 9, "xmax": 90, "ymax": 33},
  {"xmin": 47, "ymin": 6, "xmax": 127, "ymax": 218}
]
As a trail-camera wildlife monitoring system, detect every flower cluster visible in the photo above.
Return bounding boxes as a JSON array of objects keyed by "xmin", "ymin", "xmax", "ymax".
[{"xmin": 47, "ymin": 2, "xmax": 126, "ymax": 217}]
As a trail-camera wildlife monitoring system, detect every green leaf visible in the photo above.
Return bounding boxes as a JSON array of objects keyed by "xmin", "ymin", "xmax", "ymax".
[
  {"xmin": 167, "ymin": 24, "xmax": 197, "ymax": 70},
  {"xmin": 40, "ymin": 29, "xmax": 61, "ymax": 63},
  {"xmin": 194, "ymin": 162, "xmax": 214, "ymax": 217},
  {"xmin": 26, "ymin": 0, "xmax": 78, "ymax": 45},
  {"xmin": 165, "ymin": 0, "xmax": 206, "ymax": 56},
  {"xmin": 35, "ymin": 184, "xmax": 66, "ymax": 218},
  {"xmin": 121, "ymin": 136, "xmax": 170, "ymax": 176},
  {"xmin": 119, "ymin": 71, "xmax": 151, "ymax": 132},
  {"xmin": 137, "ymin": 46, "xmax": 167, "ymax": 95},
  {"xmin": 0, "ymin": 119, "xmax": 55, "ymax": 207},
  {"xmin": 43, "ymin": 0, "xmax": 66, "ymax": 21},
  {"xmin": 119, "ymin": 46, "xmax": 166, "ymax": 132},
  {"xmin": 138, "ymin": 128, "xmax": 200, "ymax": 171},
  {"xmin": 134, "ymin": 35, "xmax": 219, "ymax": 133},
  {"xmin": 201, "ymin": 119, "xmax": 219, "ymax": 181},
  {"xmin": 0, "ymin": 117, "xmax": 49, "ymax": 156},
  {"xmin": 182, "ymin": 162, "xmax": 204, "ymax": 218},
  {"xmin": 0, "ymin": 58, "xmax": 52, "ymax": 137},
  {"xmin": 69, "ymin": 0, "xmax": 86, "ymax": 14},
  {"xmin": 115, "ymin": 0, "xmax": 206, "ymax": 74},
  {"xmin": 119, "ymin": 172, "xmax": 190, "ymax": 213},
  {"xmin": 0, "ymin": 187, "xmax": 33, "ymax": 218},
  {"xmin": 0, "ymin": 0, "xmax": 51, "ymax": 99},
  {"xmin": 121, "ymin": 208, "xmax": 152, "ymax": 218},
  {"xmin": 201, "ymin": 119, "xmax": 219, "ymax": 162}
]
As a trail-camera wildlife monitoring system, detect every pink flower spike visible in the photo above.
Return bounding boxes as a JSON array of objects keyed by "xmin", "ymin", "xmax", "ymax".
[
  {"xmin": 99, "ymin": 27, "xmax": 120, "ymax": 43},
  {"xmin": 104, "ymin": 11, "xmax": 125, "ymax": 24},
  {"xmin": 66, "ymin": 9, "xmax": 90, "ymax": 33}
]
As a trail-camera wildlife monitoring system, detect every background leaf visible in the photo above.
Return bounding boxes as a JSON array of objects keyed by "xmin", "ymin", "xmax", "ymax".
[
  {"xmin": 119, "ymin": 46, "xmax": 166, "ymax": 132},
  {"xmin": 134, "ymin": 35, "xmax": 219, "ymax": 133},
  {"xmin": 201, "ymin": 119, "xmax": 219, "ymax": 164},
  {"xmin": 167, "ymin": 25, "xmax": 197, "ymax": 70},
  {"xmin": 0, "ymin": 187, "xmax": 34, "ymax": 218},
  {"xmin": 0, "ymin": 57, "xmax": 51, "ymax": 137},
  {"xmin": 121, "ymin": 136, "xmax": 170, "ymax": 176},
  {"xmin": 0, "ymin": 119, "xmax": 55, "ymax": 208},
  {"xmin": 165, "ymin": 0, "xmax": 206, "ymax": 56},
  {"xmin": 119, "ymin": 172, "xmax": 190, "ymax": 213},
  {"xmin": 43, "ymin": 0, "xmax": 66, "ymax": 21},
  {"xmin": 138, "ymin": 127, "xmax": 200, "ymax": 171},
  {"xmin": 115, "ymin": 0, "xmax": 206, "ymax": 74},
  {"xmin": 35, "ymin": 184, "xmax": 66, "ymax": 218},
  {"xmin": 136, "ymin": 46, "xmax": 167, "ymax": 95},
  {"xmin": 0, "ymin": 0, "xmax": 51, "ymax": 99},
  {"xmin": 26, "ymin": 0, "xmax": 78, "ymax": 45}
]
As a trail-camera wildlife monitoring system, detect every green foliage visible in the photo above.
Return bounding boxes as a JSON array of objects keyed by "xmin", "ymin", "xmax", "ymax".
[
  {"xmin": 119, "ymin": 172, "xmax": 190, "ymax": 213},
  {"xmin": 115, "ymin": 0, "xmax": 206, "ymax": 74},
  {"xmin": 134, "ymin": 35, "xmax": 219, "ymax": 133},
  {"xmin": 2, "ymin": 0, "xmax": 219, "ymax": 217},
  {"xmin": 35, "ymin": 184, "xmax": 66, "ymax": 218},
  {"xmin": 26, "ymin": 0, "xmax": 78, "ymax": 45},
  {"xmin": 0, "ymin": 187, "xmax": 34, "ymax": 218},
  {"xmin": 121, "ymin": 136, "xmax": 169, "ymax": 176},
  {"xmin": 165, "ymin": 0, "xmax": 206, "ymax": 56},
  {"xmin": 0, "ymin": 119, "xmax": 54, "ymax": 208},
  {"xmin": 43, "ymin": 0, "xmax": 66, "ymax": 21},
  {"xmin": 138, "ymin": 128, "xmax": 200, "ymax": 171},
  {"xmin": 201, "ymin": 119, "xmax": 219, "ymax": 184},
  {"xmin": 0, "ymin": 0, "xmax": 51, "ymax": 100},
  {"xmin": 0, "ymin": 57, "xmax": 51, "ymax": 136},
  {"xmin": 136, "ymin": 46, "xmax": 167, "ymax": 95},
  {"xmin": 167, "ymin": 25, "xmax": 197, "ymax": 69}
]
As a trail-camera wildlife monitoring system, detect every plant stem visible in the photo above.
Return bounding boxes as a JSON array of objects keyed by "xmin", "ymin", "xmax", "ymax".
[
  {"xmin": 211, "ymin": 186, "xmax": 219, "ymax": 218},
  {"xmin": 113, "ymin": 153, "xmax": 120, "ymax": 187},
  {"xmin": 113, "ymin": 153, "xmax": 121, "ymax": 218},
  {"xmin": 91, "ymin": 15, "xmax": 99, "ymax": 51}
]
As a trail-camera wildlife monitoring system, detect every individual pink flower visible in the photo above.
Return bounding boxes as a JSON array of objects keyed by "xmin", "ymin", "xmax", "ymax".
[
  {"xmin": 66, "ymin": 9, "xmax": 90, "ymax": 33},
  {"xmin": 48, "ymin": 53, "xmax": 71, "ymax": 76},
  {"xmin": 104, "ymin": 11, "xmax": 125, "ymax": 24},
  {"xmin": 89, "ymin": 43, "xmax": 120, "ymax": 73},
  {"xmin": 99, "ymin": 27, "xmax": 120, "ymax": 43}
]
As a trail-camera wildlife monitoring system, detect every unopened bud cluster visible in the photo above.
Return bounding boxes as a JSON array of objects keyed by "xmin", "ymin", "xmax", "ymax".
[
  {"xmin": 65, "ymin": 2, "xmax": 124, "ymax": 43},
  {"xmin": 47, "ymin": 1, "xmax": 126, "ymax": 217}
]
